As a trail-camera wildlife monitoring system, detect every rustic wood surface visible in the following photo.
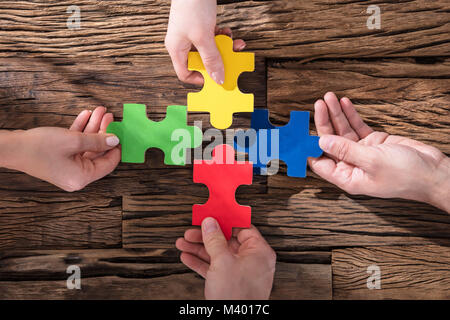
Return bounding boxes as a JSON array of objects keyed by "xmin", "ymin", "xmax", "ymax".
[
  {"xmin": 332, "ymin": 245, "xmax": 450, "ymax": 299},
  {"xmin": 0, "ymin": 249, "xmax": 331, "ymax": 299},
  {"xmin": 0, "ymin": 0, "xmax": 449, "ymax": 299},
  {"xmin": 0, "ymin": 1, "xmax": 448, "ymax": 58}
]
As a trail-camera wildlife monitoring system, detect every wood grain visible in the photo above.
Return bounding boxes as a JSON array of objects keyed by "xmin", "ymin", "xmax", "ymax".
[
  {"xmin": 332, "ymin": 245, "xmax": 450, "ymax": 299},
  {"xmin": 0, "ymin": 56, "xmax": 265, "ymax": 130},
  {"xmin": 0, "ymin": 249, "xmax": 332, "ymax": 299},
  {"xmin": 0, "ymin": 194, "xmax": 121, "ymax": 250},
  {"xmin": 0, "ymin": 0, "xmax": 449, "ymax": 300},
  {"xmin": 122, "ymin": 193, "xmax": 450, "ymax": 250},
  {"xmin": 0, "ymin": 1, "xmax": 448, "ymax": 59},
  {"xmin": 267, "ymin": 58, "xmax": 450, "ymax": 152}
]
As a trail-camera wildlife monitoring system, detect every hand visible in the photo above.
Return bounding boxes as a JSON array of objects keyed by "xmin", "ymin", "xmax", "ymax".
[
  {"xmin": 309, "ymin": 92, "xmax": 450, "ymax": 212},
  {"xmin": 0, "ymin": 107, "xmax": 121, "ymax": 191},
  {"xmin": 165, "ymin": 0, "xmax": 246, "ymax": 85},
  {"xmin": 176, "ymin": 217, "xmax": 276, "ymax": 300}
]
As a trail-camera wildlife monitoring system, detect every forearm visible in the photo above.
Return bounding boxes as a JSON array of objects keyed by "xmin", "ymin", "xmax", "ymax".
[
  {"xmin": 0, "ymin": 130, "xmax": 25, "ymax": 170},
  {"xmin": 426, "ymin": 157, "xmax": 450, "ymax": 213}
]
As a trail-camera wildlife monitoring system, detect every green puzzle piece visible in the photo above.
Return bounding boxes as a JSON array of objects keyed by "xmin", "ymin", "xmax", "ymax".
[{"xmin": 106, "ymin": 104, "xmax": 202, "ymax": 165}]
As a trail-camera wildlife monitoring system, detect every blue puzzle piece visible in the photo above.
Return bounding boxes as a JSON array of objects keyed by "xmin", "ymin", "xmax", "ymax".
[{"xmin": 234, "ymin": 109, "xmax": 323, "ymax": 177}]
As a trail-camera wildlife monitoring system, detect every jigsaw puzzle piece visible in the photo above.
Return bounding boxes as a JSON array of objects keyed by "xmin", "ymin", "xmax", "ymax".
[
  {"xmin": 280, "ymin": 111, "xmax": 323, "ymax": 177},
  {"xmin": 106, "ymin": 104, "xmax": 202, "ymax": 165},
  {"xmin": 234, "ymin": 109, "xmax": 323, "ymax": 177},
  {"xmin": 188, "ymin": 35, "xmax": 255, "ymax": 129},
  {"xmin": 192, "ymin": 144, "xmax": 252, "ymax": 240}
]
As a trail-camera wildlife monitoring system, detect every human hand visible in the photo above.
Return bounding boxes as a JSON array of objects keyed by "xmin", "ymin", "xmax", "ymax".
[
  {"xmin": 1, "ymin": 107, "xmax": 121, "ymax": 191},
  {"xmin": 309, "ymin": 92, "xmax": 450, "ymax": 212},
  {"xmin": 165, "ymin": 0, "xmax": 246, "ymax": 85},
  {"xmin": 176, "ymin": 218, "xmax": 276, "ymax": 300}
]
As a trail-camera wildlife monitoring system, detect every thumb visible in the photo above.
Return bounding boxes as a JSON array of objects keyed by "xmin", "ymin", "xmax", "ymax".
[
  {"xmin": 201, "ymin": 217, "xmax": 229, "ymax": 260},
  {"xmin": 319, "ymin": 135, "xmax": 372, "ymax": 168},
  {"xmin": 73, "ymin": 132, "xmax": 120, "ymax": 153},
  {"xmin": 194, "ymin": 37, "xmax": 225, "ymax": 85}
]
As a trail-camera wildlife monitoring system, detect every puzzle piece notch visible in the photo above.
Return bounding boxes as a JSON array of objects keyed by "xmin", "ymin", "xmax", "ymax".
[
  {"xmin": 235, "ymin": 109, "xmax": 323, "ymax": 177},
  {"xmin": 188, "ymin": 35, "xmax": 255, "ymax": 130},
  {"xmin": 192, "ymin": 144, "xmax": 253, "ymax": 240},
  {"xmin": 106, "ymin": 104, "xmax": 202, "ymax": 165}
]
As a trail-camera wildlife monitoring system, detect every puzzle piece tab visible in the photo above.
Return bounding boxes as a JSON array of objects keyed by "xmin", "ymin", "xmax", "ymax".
[
  {"xmin": 106, "ymin": 104, "xmax": 202, "ymax": 165},
  {"xmin": 192, "ymin": 144, "xmax": 252, "ymax": 240},
  {"xmin": 235, "ymin": 109, "xmax": 323, "ymax": 177},
  {"xmin": 188, "ymin": 35, "xmax": 254, "ymax": 130}
]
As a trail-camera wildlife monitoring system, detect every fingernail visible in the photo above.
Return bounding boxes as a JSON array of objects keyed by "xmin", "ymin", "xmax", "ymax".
[
  {"xmin": 238, "ymin": 42, "xmax": 246, "ymax": 51},
  {"xmin": 211, "ymin": 71, "xmax": 224, "ymax": 85},
  {"xmin": 202, "ymin": 217, "xmax": 218, "ymax": 234},
  {"xmin": 106, "ymin": 135, "xmax": 120, "ymax": 147},
  {"xmin": 319, "ymin": 136, "xmax": 332, "ymax": 152}
]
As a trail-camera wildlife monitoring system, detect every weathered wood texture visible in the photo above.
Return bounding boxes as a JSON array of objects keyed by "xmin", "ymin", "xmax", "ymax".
[
  {"xmin": 0, "ymin": 56, "xmax": 265, "ymax": 130},
  {"xmin": 0, "ymin": 1, "xmax": 448, "ymax": 59},
  {"xmin": 0, "ymin": 0, "xmax": 449, "ymax": 300},
  {"xmin": 267, "ymin": 58, "xmax": 450, "ymax": 152},
  {"xmin": 332, "ymin": 245, "xmax": 450, "ymax": 299},
  {"xmin": 0, "ymin": 194, "xmax": 122, "ymax": 250},
  {"xmin": 0, "ymin": 249, "xmax": 332, "ymax": 299}
]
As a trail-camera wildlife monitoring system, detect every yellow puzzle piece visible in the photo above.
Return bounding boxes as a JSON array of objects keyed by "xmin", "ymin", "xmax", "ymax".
[{"xmin": 187, "ymin": 35, "xmax": 254, "ymax": 129}]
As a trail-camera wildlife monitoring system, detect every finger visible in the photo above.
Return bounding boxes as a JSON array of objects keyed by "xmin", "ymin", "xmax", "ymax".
[
  {"xmin": 308, "ymin": 156, "xmax": 338, "ymax": 182},
  {"xmin": 216, "ymin": 27, "xmax": 232, "ymax": 37},
  {"xmin": 319, "ymin": 134, "xmax": 374, "ymax": 169},
  {"xmin": 340, "ymin": 97, "xmax": 373, "ymax": 139},
  {"xmin": 72, "ymin": 132, "xmax": 120, "ymax": 154},
  {"xmin": 314, "ymin": 99, "xmax": 335, "ymax": 136},
  {"xmin": 180, "ymin": 252, "xmax": 209, "ymax": 279},
  {"xmin": 201, "ymin": 217, "xmax": 230, "ymax": 260},
  {"xmin": 194, "ymin": 36, "xmax": 225, "ymax": 85},
  {"xmin": 70, "ymin": 110, "xmax": 91, "ymax": 132},
  {"xmin": 88, "ymin": 147, "xmax": 121, "ymax": 182},
  {"xmin": 83, "ymin": 106, "xmax": 106, "ymax": 133},
  {"xmin": 233, "ymin": 39, "xmax": 246, "ymax": 52},
  {"xmin": 172, "ymin": 52, "xmax": 204, "ymax": 85},
  {"xmin": 323, "ymin": 92, "xmax": 359, "ymax": 141},
  {"xmin": 236, "ymin": 224, "xmax": 266, "ymax": 245},
  {"xmin": 99, "ymin": 113, "xmax": 114, "ymax": 133},
  {"xmin": 176, "ymin": 238, "xmax": 210, "ymax": 263},
  {"xmin": 166, "ymin": 39, "xmax": 204, "ymax": 85},
  {"xmin": 184, "ymin": 229, "xmax": 203, "ymax": 243},
  {"xmin": 228, "ymin": 238, "xmax": 241, "ymax": 254},
  {"xmin": 83, "ymin": 113, "xmax": 115, "ymax": 160}
]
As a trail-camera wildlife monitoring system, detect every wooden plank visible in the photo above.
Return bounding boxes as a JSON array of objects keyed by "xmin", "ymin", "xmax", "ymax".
[
  {"xmin": 123, "ymin": 193, "xmax": 450, "ymax": 251},
  {"xmin": 251, "ymin": 191, "xmax": 450, "ymax": 250},
  {"xmin": 0, "ymin": 249, "xmax": 331, "ymax": 299},
  {"xmin": 271, "ymin": 262, "xmax": 331, "ymax": 300},
  {"xmin": 332, "ymin": 245, "xmax": 450, "ymax": 299},
  {"xmin": 0, "ymin": 56, "xmax": 265, "ymax": 130},
  {"xmin": 0, "ymin": 1, "xmax": 448, "ymax": 59},
  {"xmin": 0, "ymin": 194, "xmax": 122, "ymax": 250},
  {"xmin": 267, "ymin": 58, "xmax": 450, "ymax": 152}
]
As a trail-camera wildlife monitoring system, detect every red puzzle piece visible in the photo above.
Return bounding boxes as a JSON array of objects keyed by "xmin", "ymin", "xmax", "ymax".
[{"xmin": 192, "ymin": 144, "xmax": 253, "ymax": 240}]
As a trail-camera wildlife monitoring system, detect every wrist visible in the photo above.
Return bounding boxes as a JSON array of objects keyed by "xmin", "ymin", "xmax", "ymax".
[
  {"xmin": 425, "ymin": 157, "xmax": 450, "ymax": 213},
  {"xmin": 0, "ymin": 130, "xmax": 26, "ymax": 170}
]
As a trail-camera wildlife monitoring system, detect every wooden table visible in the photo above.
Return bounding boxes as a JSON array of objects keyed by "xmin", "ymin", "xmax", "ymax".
[{"xmin": 0, "ymin": 0, "xmax": 449, "ymax": 299}]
